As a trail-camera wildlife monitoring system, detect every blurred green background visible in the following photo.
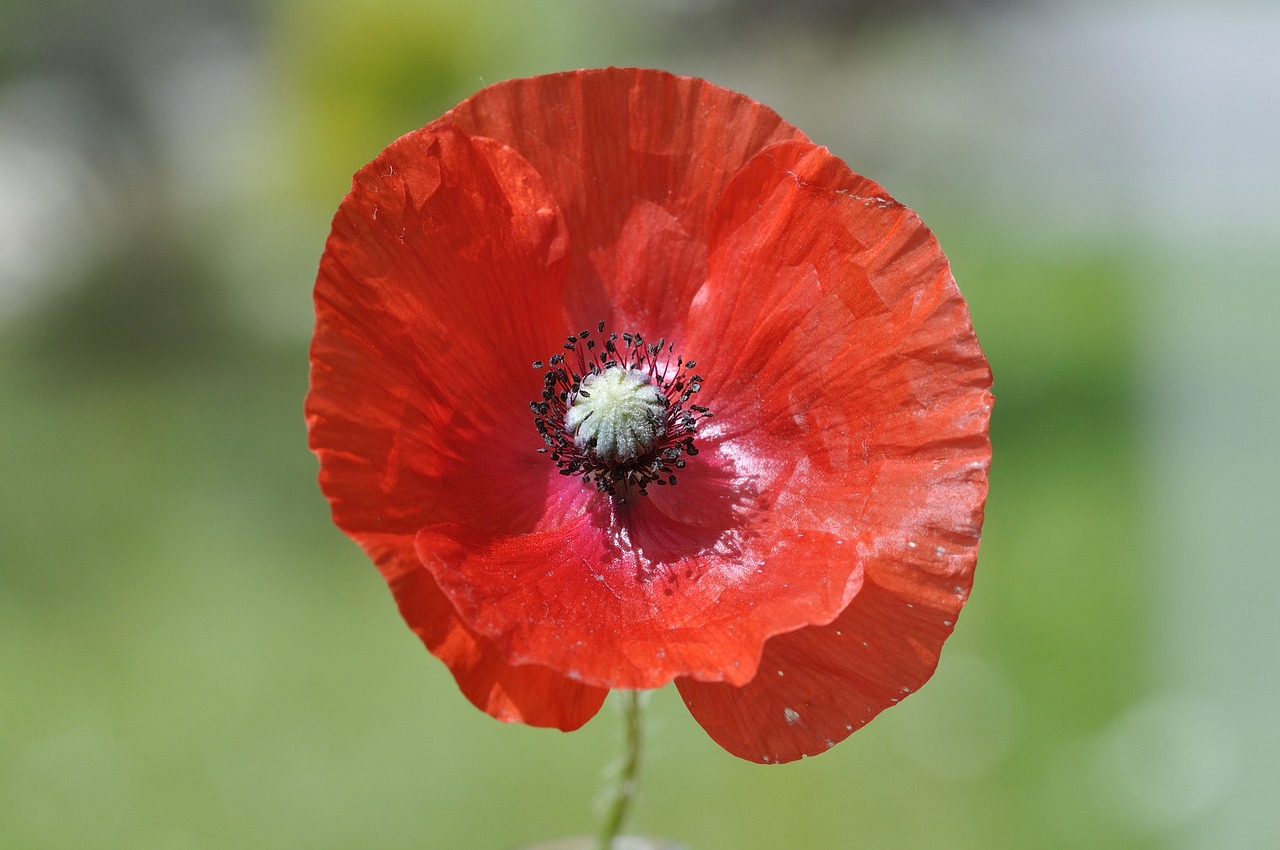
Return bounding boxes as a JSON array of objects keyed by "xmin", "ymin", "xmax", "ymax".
[{"xmin": 3, "ymin": 0, "xmax": 1277, "ymax": 848}]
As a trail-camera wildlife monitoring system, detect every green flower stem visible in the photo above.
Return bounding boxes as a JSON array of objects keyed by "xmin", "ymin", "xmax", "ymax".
[{"xmin": 598, "ymin": 690, "xmax": 646, "ymax": 850}]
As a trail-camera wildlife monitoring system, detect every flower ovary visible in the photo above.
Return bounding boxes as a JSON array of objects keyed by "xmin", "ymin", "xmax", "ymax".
[{"xmin": 565, "ymin": 367, "xmax": 666, "ymax": 462}]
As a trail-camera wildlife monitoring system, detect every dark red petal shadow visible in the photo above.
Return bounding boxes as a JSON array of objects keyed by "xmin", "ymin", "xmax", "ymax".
[{"xmin": 307, "ymin": 123, "xmax": 606, "ymax": 728}]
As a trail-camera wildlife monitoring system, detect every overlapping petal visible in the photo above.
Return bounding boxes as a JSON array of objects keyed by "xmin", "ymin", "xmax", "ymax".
[{"xmin": 417, "ymin": 437, "xmax": 860, "ymax": 690}]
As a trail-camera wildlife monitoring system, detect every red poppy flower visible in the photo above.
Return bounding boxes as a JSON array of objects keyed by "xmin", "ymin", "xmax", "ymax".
[{"xmin": 306, "ymin": 68, "xmax": 991, "ymax": 764}]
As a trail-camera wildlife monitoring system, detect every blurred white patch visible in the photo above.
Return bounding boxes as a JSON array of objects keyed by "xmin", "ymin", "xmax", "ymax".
[
  {"xmin": 129, "ymin": 24, "xmax": 320, "ymax": 342},
  {"xmin": 130, "ymin": 26, "xmax": 263, "ymax": 211},
  {"xmin": 1094, "ymin": 692, "xmax": 1239, "ymax": 832},
  {"xmin": 0, "ymin": 77, "xmax": 113, "ymax": 324},
  {"xmin": 1041, "ymin": 691, "xmax": 1240, "ymax": 845}
]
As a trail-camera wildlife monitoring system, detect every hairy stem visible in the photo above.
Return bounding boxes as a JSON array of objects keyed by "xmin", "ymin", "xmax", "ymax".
[{"xmin": 598, "ymin": 690, "xmax": 645, "ymax": 850}]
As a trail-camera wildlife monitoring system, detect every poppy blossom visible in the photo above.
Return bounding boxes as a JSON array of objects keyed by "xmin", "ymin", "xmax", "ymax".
[{"xmin": 306, "ymin": 68, "xmax": 992, "ymax": 764}]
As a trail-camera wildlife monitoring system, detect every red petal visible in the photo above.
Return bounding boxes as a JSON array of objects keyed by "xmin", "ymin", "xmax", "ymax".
[
  {"xmin": 692, "ymin": 138, "xmax": 990, "ymax": 439},
  {"xmin": 440, "ymin": 68, "xmax": 806, "ymax": 334},
  {"xmin": 416, "ymin": 443, "xmax": 861, "ymax": 690},
  {"xmin": 307, "ymin": 122, "xmax": 607, "ymax": 726},
  {"xmin": 309, "ymin": 122, "xmax": 579, "ymax": 537},
  {"xmin": 684, "ymin": 136, "xmax": 990, "ymax": 551},
  {"xmin": 677, "ymin": 565, "xmax": 970, "ymax": 763}
]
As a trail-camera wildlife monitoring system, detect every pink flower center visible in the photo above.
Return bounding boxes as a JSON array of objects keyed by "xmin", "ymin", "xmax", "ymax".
[{"xmin": 530, "ymin": 323, "xmax": 711, "ymax": 499}]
